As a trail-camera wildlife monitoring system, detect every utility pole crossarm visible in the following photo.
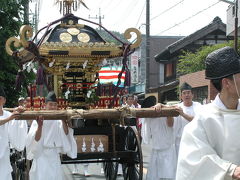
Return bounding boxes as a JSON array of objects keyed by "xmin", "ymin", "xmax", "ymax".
[{"xmin": 89, "ymin": 8, "xmax": 104, "ymax": 31}]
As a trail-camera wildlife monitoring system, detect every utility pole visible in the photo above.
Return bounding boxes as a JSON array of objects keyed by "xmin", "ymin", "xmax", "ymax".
[
  {"xmin": 34, "ymin": 1, "xmax": 40, "ymax": 42},
  {"xmin": 34, "ymin": 2, "xmax": 39, "ymax": 35},
  {"xmin": 234, "ymin": 0, "xmax": 238, "ymax": 51},
  {"xmin": 145, "ymin": 0, "xmax": 150, "ymax": 92},
  {"xmin": 89, "ymin": 8, "xmax": 104, "ymax": 31}
]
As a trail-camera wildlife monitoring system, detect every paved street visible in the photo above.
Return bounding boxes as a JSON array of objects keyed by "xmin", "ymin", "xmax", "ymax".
[{"xmin": 63, "ymin": 144, "xmax": 152, "ymax": 180}]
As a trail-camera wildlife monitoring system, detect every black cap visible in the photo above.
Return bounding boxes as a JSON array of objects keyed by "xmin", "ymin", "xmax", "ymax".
[
  {"xmin": 205, "ymin": 46, "xmax": 240, "ymax": 80},
  {"xmin": 141, "ymin": 96, "xmax": 156, "ymax": 108},
  {"xmin": 45, "ymin": 91, "xmax": 57, "ymax": 103},
  {"xmin": 180, "ymin": 82, "xmax": 192, "ymax": 92},
  {"xmin": 0, "ymin": 86, "xmax": 6, "ymax": 98}
]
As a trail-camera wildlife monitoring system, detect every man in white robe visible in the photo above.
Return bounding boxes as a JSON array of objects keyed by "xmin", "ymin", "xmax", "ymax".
[
  {"xmin": 142, "ymin": 96, "xmax": 177, "ymax": 180},
  {"xmin": 172, "ymin": 82, "xmax": 202, "ymax": 157},
  {"xmin": 26, "ymin": 91, "xmax": 77, "ymax": 180},
  {"xmin": 0, "ymin": 86, "xmax": 28, "ymax": 180},
  {"xmin": 176, "ymin": 46, "xmax": 240, "ymax": 180}
]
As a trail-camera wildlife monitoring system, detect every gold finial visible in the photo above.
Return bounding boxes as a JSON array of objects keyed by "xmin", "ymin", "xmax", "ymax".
[
  {"xmin": 124, "ymin": 28, "xmax": 142, "ymax": 49},
  {"xmin": 55, "ymin": 0, "xmax": 89, "ymax": 15}
]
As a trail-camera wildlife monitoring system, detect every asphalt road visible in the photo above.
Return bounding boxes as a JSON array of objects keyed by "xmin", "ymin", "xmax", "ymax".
[{"xmin": 62, "ymin": 144, "xmax": 152, "ymax": 180}]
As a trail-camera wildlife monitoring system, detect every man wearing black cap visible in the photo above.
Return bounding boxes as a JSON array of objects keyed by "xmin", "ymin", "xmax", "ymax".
[
  {"xmin": 156, "ymin": 82, "xmax": 202, "ymax": 159},
  {"xmin": 0, "ymin": 86, "xmax": 27, "ymax": 180},
  {"xmin": 26, "ymin": 91, "xmax": 77, "ymax": 180},
  {"xmin": 173, "ymin": 82, "xmax": 202, "ymax": 157},
  {"xmin": 176, "ymin": 46, "xmax": 240, "ymax": 180},
  {"xmin": 141, "ymin": 96, "xmax": 177, "ymax": 180}
]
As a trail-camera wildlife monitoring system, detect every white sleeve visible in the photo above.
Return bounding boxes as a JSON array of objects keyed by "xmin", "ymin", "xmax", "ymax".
[
  {"xmin": 26, "ymin": 120, "xmax": 43, "ymax": 160},
  {"xmin": 194, "ymin": 102, "xmax": 203, "ymax": 115},
  {"xmin": 141, "ymin": 118, "xmax": 151, "ymax": 144},
  {"xmin": 176, "ymin": 116, "xmax": 235, "ymax": 180},
  {"xmin": 8, "ymin": 119, "xmax": 28, "ymax": 151},
  {"xmin": 59, "ymin": 124, "xmax": 77, "ymax": 159},
  {"xmin": 173, "ymin": 116, "xmax": 182, "ymax": 138}
]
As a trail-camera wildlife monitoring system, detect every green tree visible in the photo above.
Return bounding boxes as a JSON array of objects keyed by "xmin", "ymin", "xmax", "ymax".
[
  {"xmin": 96, "ymin": 29, "xmax": 129, "ymax": 45},
  {"xmin": 0, "ymin": 0, "xmax": 33, "ymax": 107},
  {"xmin": 177, "ymin": 41, "xmax": 234, "ymax": 75}
]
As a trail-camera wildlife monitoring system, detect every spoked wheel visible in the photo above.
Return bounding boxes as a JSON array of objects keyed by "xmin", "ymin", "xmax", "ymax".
[
  {"xmin": 122, "ymin": 127, "xmax": 143, "ymax": 180},
  {"xmin": 103, "ymin": 160, "xmax": 118, "ymax": 180}
]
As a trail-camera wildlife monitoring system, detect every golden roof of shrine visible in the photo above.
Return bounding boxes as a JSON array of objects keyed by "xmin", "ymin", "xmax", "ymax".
[{"xmin": 6, "ymin": 14, "xmax": 141, "ymax": 62}]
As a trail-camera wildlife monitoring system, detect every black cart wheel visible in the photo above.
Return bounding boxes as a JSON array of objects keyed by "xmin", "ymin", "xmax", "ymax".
[
  {"xmin": 103, "ymin": 160, "xmax": 118, "ymax": 180},
  {"xmin": 122, "ymin": 126, "xmax": 143, "ymax": 180}
]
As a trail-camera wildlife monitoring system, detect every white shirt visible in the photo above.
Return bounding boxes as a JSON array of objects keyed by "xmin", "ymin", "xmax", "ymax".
[
  {"xmin": 0, "ymin": 110, "xmax": 28, "ymax": 180},
  {"xmin": 174, "ymin": 101, "xmax": 202, "ymax": 146},
  {"xmin": 142, "ymin": 117, "xmax": 177, "ymax": 179},
  {"xmin": 26, "ymin": 120, "xmax": 77, "ymax": 180}
]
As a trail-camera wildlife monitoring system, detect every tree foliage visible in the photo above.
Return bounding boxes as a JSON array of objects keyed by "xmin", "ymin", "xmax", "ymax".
[
  {"xmin": 177, "ymin": 41, "xmax": 234, "ymax": 75},
  {"xmin": 96, "ymin": 29, "xmax": 128, "ymax": 45},
  {"xmin": 0, "ymin": 0, "xmax": 33, "ymax": 107}
]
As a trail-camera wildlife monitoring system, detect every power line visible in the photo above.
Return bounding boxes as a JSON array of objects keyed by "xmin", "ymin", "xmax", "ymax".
[
  {"xmin": 112, "ymin": 0, "xmax": 140, "ymax": 28},
  {"xmin": 151, "ymin": 0, "xmax": 185, "ymax": 21},
  {"xmin": 135, "ymin": 1, "xmax": 146, "ymax": 28},
  {"xmin": 156, "ymin": 1, "xmax": 220, "ymax": 35},
  {"xmin": 104, "ymin": 0, "xmax": 122, "ymax": 15}
]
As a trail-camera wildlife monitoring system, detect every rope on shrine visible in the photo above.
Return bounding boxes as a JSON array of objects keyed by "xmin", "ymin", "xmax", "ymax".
[
  {"xmin": 69, "ymin": 109, "xmax": 84, "ymax": 121},
  {"xmin": 115, "ymin": 106, "xmax": 136, "ymax": 126}
]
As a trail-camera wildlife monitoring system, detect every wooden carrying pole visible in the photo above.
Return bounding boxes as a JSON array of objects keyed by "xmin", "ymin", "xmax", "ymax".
[{"xmin": 7, "ymin": 107, "xmax": 179, "ymax": 120}]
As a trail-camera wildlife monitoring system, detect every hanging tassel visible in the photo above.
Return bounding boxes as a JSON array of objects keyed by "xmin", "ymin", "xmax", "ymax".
[
  {"xmin": 124, "ymin": 69, "xmax": 131, "ymax": 87},
  {"xmin": 15, "ymin": 70, "xmax": 24, "ymax": 91},
  {"xmin": 36, "ymin": 64, "xmax": 45, "ymax": 85},
  {"xmin": 96, "ymin": 83, "xmax": 101, "ymax": 96}
]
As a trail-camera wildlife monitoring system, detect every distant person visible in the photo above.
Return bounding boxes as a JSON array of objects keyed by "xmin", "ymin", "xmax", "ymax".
[
  {"xmin": 142, "ymin": 96, "xmax": 177, "ymax": 180},
  {"xmin": 18, "ymin": 97, "xmax": 26, "ymax": 107},
  {"xmin": 126, "ymin": 94, "xmax": 135, "ymax": 108},
  {"xmin": 133, "ymin": 95, "xmax": 142, "ymax": 142},
  {"xmin": 176, "ymin": 46, "xmax": 240, "ymax": 180},
  {"xmin": 133, "ymin": 95, "xmax": 141, "ymax": 108},
  {"xmin": 26, "ymin": 91, "xmax": 77, "ymax": 180},
  {"xmin": 120, "ymin": 95, "xmax": 127, "ymax": 106}
]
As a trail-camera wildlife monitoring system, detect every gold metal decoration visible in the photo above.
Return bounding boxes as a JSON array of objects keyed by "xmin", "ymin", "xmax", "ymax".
[
  {"xmin": 5, "ymin": 15, "xmax": 142, "ymax": 109},
  {"xmin": 5, "ymin": 37, "xmax": 21, "ymax": 56},
  {"xmin": 20, "ymin": 25, "xmax": 33, "ymax": 48},
  {"xmin": 67, "ymin": 28, "xmax": 80, "ymax": 35},
  {"xmin": 59, "ymin": 32, "xmax": 72, "ymax": 42},
  {"xmin": 77, "ymin": 33, "xmax": 90, "ymax": 43},
  {"xmin": 68, "ymin": 20, "xmax": 74, "ymax": 25},
  {"xmin": 124, "ymin": 28, "xmax": 142, "ymax": 49},
  {"xmin": 55, "ymin": 0, "xmax": 89, "ymax": 15},
  {"xmin": 5, "ymin": 25, "xmax": 33, "ymax": 56}
]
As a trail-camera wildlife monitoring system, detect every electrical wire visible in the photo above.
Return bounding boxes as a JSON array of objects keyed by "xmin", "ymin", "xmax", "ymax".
[
  {"xmin": 155, "ymin": 0, "xmax": 220, "ymax": 35},
  {"xmin": 151, "ymin": 0, "xmax": 185, "ymax": 21},
  {"xmin": 135, "ymin": 1, "xmax": 146, "ymax": 28},
  {"xmin": 112, "ymin": 0, "xmax": 140, "ymax": 28}
]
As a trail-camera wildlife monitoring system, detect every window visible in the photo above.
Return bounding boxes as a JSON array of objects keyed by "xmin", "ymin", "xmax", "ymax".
[{"xmin": 165, "ymin": 63, "xmax": 173, "ymax": 77}]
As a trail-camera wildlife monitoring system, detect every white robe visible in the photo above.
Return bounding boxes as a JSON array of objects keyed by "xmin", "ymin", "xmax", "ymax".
[
  {"xmin": 142, "ymin": 117, "xmax": 177, "ymax": 180},
  {"xmin": 174, "ymin": 101, "xmax": 202, "ymax": 156},
  {"xmin": 0, "ymin": 110, "xmax": 28, "ymax": 180},
  {"xmin": 26, "ymin": 120, "xmax": 77, "ymax": 180},
  {"xmin": 176, "ymin": 95, "xmax": 240, "ymax": 180}
]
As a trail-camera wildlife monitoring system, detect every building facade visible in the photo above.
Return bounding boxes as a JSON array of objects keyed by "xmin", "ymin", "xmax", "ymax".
[{"xmin": 153, "ymin": 17, "xmax": 233, "ymax": 103}]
